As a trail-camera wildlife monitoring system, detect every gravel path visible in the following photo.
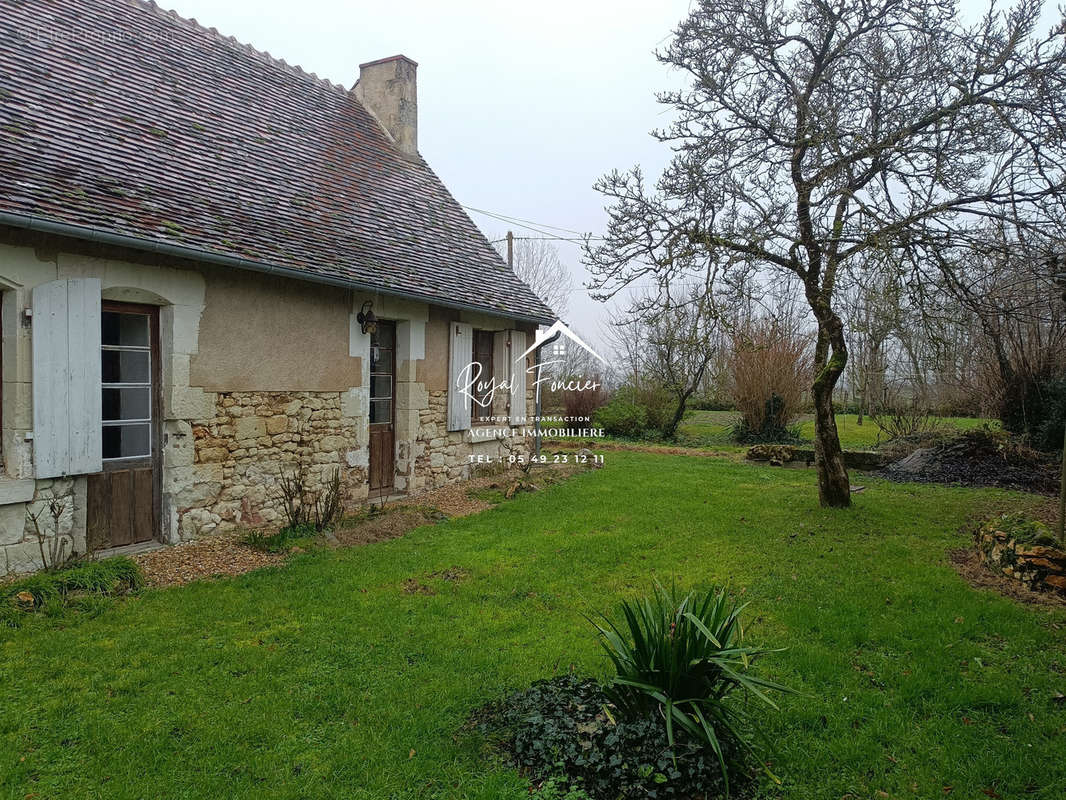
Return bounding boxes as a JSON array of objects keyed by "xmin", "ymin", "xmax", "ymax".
[{"xmin": 134, "ymin": 465, "xmax": 581, "ymax": 588}]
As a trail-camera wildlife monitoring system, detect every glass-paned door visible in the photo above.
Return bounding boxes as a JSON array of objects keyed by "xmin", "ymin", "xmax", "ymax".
[
  {"xmin": 87, "ymin": 302, "xmax": 160, "ymax": 550},
  {"xmin": 368, "ymin": 321, "xmax": 395, "ymax": 495}
]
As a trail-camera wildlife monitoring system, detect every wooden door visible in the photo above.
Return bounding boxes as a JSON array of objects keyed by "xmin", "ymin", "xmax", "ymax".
[
  {"xmin": 368, "ymin": 321, "xmax": 395, "ymax": 496},
  {"xmin": 86, "ymin": 302, "xmax": 161, "ymax": 550}
]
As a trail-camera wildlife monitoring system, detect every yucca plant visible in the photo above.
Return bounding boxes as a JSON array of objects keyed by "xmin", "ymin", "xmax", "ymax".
[{"xmin": 592, "ymin": 584, "xmax": 790, "ymax": 795}]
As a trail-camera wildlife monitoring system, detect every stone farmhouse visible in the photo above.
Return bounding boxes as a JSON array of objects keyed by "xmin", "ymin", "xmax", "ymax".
[{"xmin": 0, "ymin": 0, "xmax": 554, "ymax": 573}]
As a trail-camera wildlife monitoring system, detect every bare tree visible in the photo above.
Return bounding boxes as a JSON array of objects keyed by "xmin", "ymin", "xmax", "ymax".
[
  {"xmin": 610, "ymin": 289, "xmax": 722, "ymax": 439},
  {"xmin": 584, "ymin": 0, "xmax": 1066, "ymax": 506},
  {"xmin": 939, "ymin": 228, "xmax": 1066, "ymax": 442},
  {"xmin": 493, "ymin": 235, "xmax": 574, "ymax": 319}
]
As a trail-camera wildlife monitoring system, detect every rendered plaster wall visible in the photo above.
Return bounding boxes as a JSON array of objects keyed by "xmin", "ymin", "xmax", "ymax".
[
  {"xmin": 189, "ymin": 269, "xmax": 361, "ymax": 392},
  {"xmin": 0, "ymin": 235, "xmax": 537, "ymax": 573}
]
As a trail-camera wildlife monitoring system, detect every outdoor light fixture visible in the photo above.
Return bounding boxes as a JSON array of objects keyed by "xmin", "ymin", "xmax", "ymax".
[{"xmin": 357, "ymin": 300, "xmax": 378, "ymax": 335}]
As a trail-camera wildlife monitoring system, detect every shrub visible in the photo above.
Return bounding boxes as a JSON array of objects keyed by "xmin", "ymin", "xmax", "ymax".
[
  {"xmin": 594, "ymin": 384, "xmax": 675, "ymax": 439},
  {"xmin": 275, "ymin": 464, "xmax": 344, "ymax": 532},
  {"xmin": 593, "ymin": 585, "xmax": 790, "ymax": 795},
  {"xmin": 243, "ymin": 524, "xmax": 316, "ymax": 553},
  {"xmin": 564, "ymin": 377, "xmax": 607, "ymax": 423},
  {"xmin": 730, "ymin": 413, "xmax": 804, "ymax": 444},
  {"xmin": 729, "ymin": 321, "xmax": 809, "ymax": 441},
  {"xmin": 871, "ymin": 403, "xmax": 943, "ymax": 441},
  {"xmin": 479, "ymin": 674, "xmax": 728, "ymax": 799},
  {"xmin": 689, "ymin": 396, "xmax": 735, "ymax": 411},
  {"xmin": 635, "ymin": 384, "xmax": 676, "ymax": 434},
  {"xmin": 594, "ymin": 395, "xmax": 648, "ymax": 438},
  {"xmin": 1026, "ymin": 377, "xmax": 1066, "ymax": 452},
  {"xmin": 2, "ymin": 556, "xmax": 143, "ymax": 627}
]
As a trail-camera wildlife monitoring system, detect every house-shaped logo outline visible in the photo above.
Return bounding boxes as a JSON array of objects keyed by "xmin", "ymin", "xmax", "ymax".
[{"xmin": 516, "ymin": 320, "xmax": 607, "ymax": 365}]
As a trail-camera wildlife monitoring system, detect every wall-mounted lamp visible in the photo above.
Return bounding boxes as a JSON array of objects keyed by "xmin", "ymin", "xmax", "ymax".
[{"xmin": 357, "ymin": 300, "xmax": 378, "ymax": 335}]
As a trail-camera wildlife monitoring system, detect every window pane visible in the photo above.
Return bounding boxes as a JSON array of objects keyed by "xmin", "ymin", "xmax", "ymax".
[
  {"xmin": 370, "ymin": 374, "xmax": 392, "ymax": 400},
  {"xmin": 101, "ymin": 312, "xmax": 149, "ymax": 347},
  {"xmin": 102, "ymin": 423, "xmax": 150, "ymax": 459},
  {"xmin": 102, "ymin": 349, "xmax": 150, "ymax": 384},
  {"xmin": 371, "ymin": 323, "xmax": 394, "ymax": 350},
  {"xmin": 370, "ymin": 346, "xmax": 392, "ymax": 372},
  {"xmin": 102, "ymin": 387, "xmax": 151, "ymax": 421},
  {"xmin": 369, "ymin": 399, "xmax": 391, "ymax": 424}
]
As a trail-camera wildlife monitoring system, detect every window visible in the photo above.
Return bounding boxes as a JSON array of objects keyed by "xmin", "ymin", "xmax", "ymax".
[
  {"xmin": 101, "ymin": 308, "xmax": 152, "ymax": 460},
  {"xmin": 369, "ymin": 321, "xmax": 394, "ymax": 425},
  {"xmin": 471, "ymin": 329, "xmax": 494, "ymax": 422}
]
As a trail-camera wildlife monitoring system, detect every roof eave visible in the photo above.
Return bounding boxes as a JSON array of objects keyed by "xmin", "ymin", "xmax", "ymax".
[{"xmin": 0, "ymin": 211, "xmax": 556, "ymax": 326}]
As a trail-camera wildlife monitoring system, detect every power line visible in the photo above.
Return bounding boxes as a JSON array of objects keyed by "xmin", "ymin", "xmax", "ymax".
[
  {"xmin": 462, "ymin": 204, "xmax": 587, "ymax": 236},
  {"xmin": 463, "ymin": 204, "xmax": 605, "ymax": 243}
]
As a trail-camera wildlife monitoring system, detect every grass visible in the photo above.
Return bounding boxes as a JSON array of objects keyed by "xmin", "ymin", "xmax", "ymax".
[
  {"xmin": 1, "ymin": 454, "xmax": 1063, "ymax": 799},
  {"xmin": 677, "ymin": 410, "xmax": 993, "ymax": 451},
  {"xmin": 0, "ymin": 556, "xmax": 142, "ymax": 628}
]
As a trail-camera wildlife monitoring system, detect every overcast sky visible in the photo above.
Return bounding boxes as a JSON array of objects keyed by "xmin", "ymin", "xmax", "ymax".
[
  {"xmin": 161, "ymin": 0, "xmax": 690, "ymax": 348},
  {"xmin": 164, "ymin": 0, "xmax": 1062, "ymax": 351}
]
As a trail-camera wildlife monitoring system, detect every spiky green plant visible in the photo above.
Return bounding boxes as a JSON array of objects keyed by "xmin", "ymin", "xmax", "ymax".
[{"xmin": 592, "ymin": 584, "xmax": 791, "ymax": 795}]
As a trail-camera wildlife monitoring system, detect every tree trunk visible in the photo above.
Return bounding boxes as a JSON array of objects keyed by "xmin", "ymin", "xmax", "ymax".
[
  {"xmin": 810, "ymin": 311, "xmax": 852, "ymax": 508},
  {"xmin": 663, "ymin": 389, "xmax": 692, "ymax": 439}
]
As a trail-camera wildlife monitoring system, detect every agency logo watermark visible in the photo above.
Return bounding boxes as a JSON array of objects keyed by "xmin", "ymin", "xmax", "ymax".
[{"xmin": 456, "ymin": 321, "xmax": 607, "ymax": 413}]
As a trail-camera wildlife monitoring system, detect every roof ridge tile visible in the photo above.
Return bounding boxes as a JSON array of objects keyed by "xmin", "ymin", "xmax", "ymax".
[{"xmin": 137, "ymin": 0, "xmax": 347, "ymax": 93}]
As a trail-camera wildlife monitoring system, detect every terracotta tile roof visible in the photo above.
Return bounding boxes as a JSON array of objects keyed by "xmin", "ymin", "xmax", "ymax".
[{"xmin": 0, "ymin": 0, "xmax": 554, "ymax": 323}]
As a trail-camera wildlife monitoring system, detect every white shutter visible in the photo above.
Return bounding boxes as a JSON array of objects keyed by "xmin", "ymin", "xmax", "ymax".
[
  {"xmin": 492, "ymin": 331, "xmax": 510, "ymax": 418},
  {"xmin": 447, "ymin": 322, "xmax": 472, "ymax": 431},
  {"xmin": 509, "ymin": 330, "xmax": 527, "ymax": 427},
  {"xmin": 32, "ymin": 279, "xmax": 102, "ymax": 477}
]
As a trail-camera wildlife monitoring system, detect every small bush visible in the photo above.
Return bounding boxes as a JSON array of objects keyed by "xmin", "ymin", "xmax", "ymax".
[
  {"xmin": 730, "ymin": 412, "xmax": 804, "ymax": 444},
  {"xmin": 243, "ymin": 524, "xmax": 316, "ymax": 553},
  {"xmin": 729, "ymin": 321, "xmax": 809, "ymax": 441},
  {"xmin": 564, "ymin": 378, "xmax": 607, "ymax": 423},
  {"xmin": 1028, "ymin": 377, "xmax": 1066, "ymax": 452},
  {"xmin": 594, "ymin": 385, "xmax": 674, "ymax": 439},
  {"xmin": 2, "ymin": 556, "xmax": 142, "ymax": 627},
  {"xmin": 871, "ymin": 403, "xmax": 942, "ymax": 441},
  {"xmin": 594, "ymin": 395, "xmax": 648, "ymax": 438},
  {"xmin": 689, "ymin": 396, "xmax": 735, "ymax": 411},
  {"xmin": 530, "ymin": 775, "xmax": 593, "ymax": 800},
  {"xmin": 593, "ymin": 585, "xmax": 790, "ymax": 794},
  {"xmin": 479, "ymin": 675, "xmax": 728, "ymax": 799}
]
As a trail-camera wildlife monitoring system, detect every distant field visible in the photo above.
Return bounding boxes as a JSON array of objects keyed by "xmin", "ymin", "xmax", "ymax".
[{"xmin": 678, "ymin": 409, "xmax": 996, "ymax": 450}]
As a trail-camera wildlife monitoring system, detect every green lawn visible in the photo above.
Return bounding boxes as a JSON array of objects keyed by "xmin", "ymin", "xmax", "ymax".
[
  {"xmin": 678, "ymin": 409, "xmax": 994, "ymax": 450},
  {"xmin": 2, "ymin": 454, "xmax": 1062, "ymax": 799}
]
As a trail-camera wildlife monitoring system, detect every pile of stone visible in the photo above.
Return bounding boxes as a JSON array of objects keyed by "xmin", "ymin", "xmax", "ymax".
[
  {"xmin": 881, "ymin": 429, "xmax": 1056, "ymax": 493},
  {"xmin": 745, "ymin": 444, "xmax": 796, "ymax": 466},
  {"xmin": 976, "ymin": 515, "xmax": 1066, "ymax": 595}
]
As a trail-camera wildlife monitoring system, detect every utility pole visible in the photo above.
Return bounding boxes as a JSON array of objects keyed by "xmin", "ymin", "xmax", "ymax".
[{"xmin": 506, "ymin": 230, "xmax": 514, "ymax": 269}]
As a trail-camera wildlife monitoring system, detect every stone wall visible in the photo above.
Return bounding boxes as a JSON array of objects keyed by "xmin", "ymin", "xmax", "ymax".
[
  {"xmin": 0, "ymin": 477, "xmax": 84, "ymax": 574},
  {"xmin": 977, "ymin": 523, "xmax": 1066, "ymax": 595},
  {"xmin": 177, "ymin": 391, "xmax": 367, "ymax": 537},
  {"xmin": 413, "ymin": 389, "xmax": 535, "ymax": 492}
]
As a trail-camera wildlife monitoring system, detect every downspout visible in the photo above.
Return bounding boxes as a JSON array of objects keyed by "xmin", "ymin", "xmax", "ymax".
[{"xmin": 533, "ymin": 329, "xmax": 562, "ymax": 459}]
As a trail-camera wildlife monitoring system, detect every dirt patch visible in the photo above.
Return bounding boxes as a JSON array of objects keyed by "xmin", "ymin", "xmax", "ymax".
[
  {"xmin": 134, "ymin": 531, "xmax": 286, "ymax": 587},
  {"xmin": 429, "ymin": 566, "xmax": 471, "ymax": 582},
  {"xmin": 401, "ymin": 578, "xmax": 436, "ymax": 595},
  {"xmin": 948, "ymin": 548, "xmax": 1066, "ymax": 607}
]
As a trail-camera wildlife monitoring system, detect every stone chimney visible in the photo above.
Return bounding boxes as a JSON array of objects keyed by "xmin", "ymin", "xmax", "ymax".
[{"xmin": 355, "ymin": 55, "xmax": 418, "ymax": 156}]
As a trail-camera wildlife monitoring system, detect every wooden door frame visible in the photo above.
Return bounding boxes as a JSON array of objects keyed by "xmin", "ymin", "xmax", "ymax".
[
  {"xmin": 99, "ymin": 300, "xmax": 162, "ymax": 540},
  {"xmin": 368, "ymin": 320, "xmax": 396, "ymax": 497}
]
